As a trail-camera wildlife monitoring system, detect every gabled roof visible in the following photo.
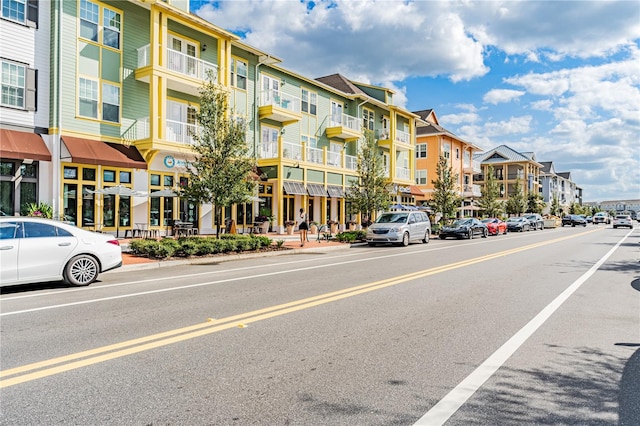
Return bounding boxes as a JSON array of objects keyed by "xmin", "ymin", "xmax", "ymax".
[
  {"xmin": 414, "ymin": 109, "xmax": 437, "ymax": 124},
  {"xmin": 539, "ymin": 161, "xmax": 554, "ymax": 174},
  {"xmin": 315, "ymin": 74, "xmax": 367, "ymax": 96},
  {"xmin": 475, "ymin": 145, "xmax": 542, "ymax": 166},
  {"xmin": 557, "ymin": 172, "xmax": 572, "ymax": 180}
]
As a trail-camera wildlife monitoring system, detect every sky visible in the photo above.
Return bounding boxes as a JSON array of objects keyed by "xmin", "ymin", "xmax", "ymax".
[{"xmin": 190, "ymin": 0, "xmax": 640, "ymax": 203}]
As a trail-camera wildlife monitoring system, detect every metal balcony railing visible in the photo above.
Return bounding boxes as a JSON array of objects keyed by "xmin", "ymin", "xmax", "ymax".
[
  {"xmin": 166, "ymin": 119, "xmax": 199, "ymax": 145},
  {"xmin": 329, "ymin": 113, "xmax": 361, "ymax": 132},
  {"xmin": 327, "ymin": 151, "xmax": 341, "ymax": 167},
  {"xmin": 395, "ymin": 130, "xmax": 410, "ymax": 144},
  {"xmin": 261, "ymin": 141, "xmax": 278, "ymax": 159},
  {"xmin": 283, "ymin": 142, "xmax": 302, "ymax": 160},
  {"xmin": 137, "ymin": 45, "xmax": 217, "ymax": 81},
  {"xmin": 306, "ymin": 146, "xmax": 323, "ymax": 164},
  {"xmin": 260, "ymin": 89, "xmax": 301, "ymax": 113},
  {"xmin": 396, "ymin": 167, "xmax": 410, "ymax": 180}
]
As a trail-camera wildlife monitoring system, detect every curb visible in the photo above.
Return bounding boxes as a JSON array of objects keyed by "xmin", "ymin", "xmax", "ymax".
[{"xmin": 105, "ymin": 243, "xmax": 359, "ymax": 275}]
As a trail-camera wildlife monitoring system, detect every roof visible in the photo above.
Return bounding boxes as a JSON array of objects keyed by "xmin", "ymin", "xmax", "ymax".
[
  {"xmin": 475, "ymin": 145, "xmax": 542, "ymax": 166},
  {"xmin": 315, "ymin": 74, "xmax": 367, "ymax": 96}
]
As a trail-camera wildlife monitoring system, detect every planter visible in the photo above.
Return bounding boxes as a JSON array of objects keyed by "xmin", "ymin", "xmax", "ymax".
[
  {"xmin": 260, "ymin": 221, "xmax": 270, "ymax": 234},
  {"xmin": 286, "ymin": 225, "xmax": 294, "ymax": 235},
  {"xmin": 329, "ymin": 223, "xmax": 338, "ymax": 234},
  {"xmin": 544, "ymin": 218, "xmax": 560, "ymax": 228},
  {"xmin": 309, "ymin": 224, "xmax": 318, "ymax": 234},
  {"xmin": 348, "ymin": 223, "xmax": 357, "ymax": 231}
]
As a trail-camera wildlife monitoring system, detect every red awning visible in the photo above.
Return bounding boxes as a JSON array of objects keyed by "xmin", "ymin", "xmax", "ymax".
[
  {"xmin": 62, "ymin": 136, "xmax": 147, "ymax": 169},
  {"xmin": 408, "ymin": 185, "xmax": 424, "ymax": 196},
  {"xmin": 0, "ymin": 129, "xmax": 51, "ymax": 161}
]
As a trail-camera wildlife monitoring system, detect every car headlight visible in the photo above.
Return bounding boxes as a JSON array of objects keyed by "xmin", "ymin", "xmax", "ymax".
[{"xmin": 390, "ymin": 226, "xmax": 401, "ymax": 233}]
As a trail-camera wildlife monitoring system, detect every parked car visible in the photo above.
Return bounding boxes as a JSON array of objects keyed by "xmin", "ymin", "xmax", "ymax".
[
  {"xmin": 585, "ymin": 216, "xmax": 593, "ymax": 223},
  {"xmin": 562, "ymin": 214, "xmax": 587, "ymax": 227},
  {"xmin": 366, "ymin": 211, "xmax": 431, "ymax": 246},
  {"xmin": 0, "ymin": 217, "xmax": 122, "ymax": 287},
  {"xmin": 592, "ymin": 212, "xmax": 611, "ymax": 224},
  {"xmin": 506, "ymin": 216, "xmax": 531, "ymax": 232},
  {"xmin": 481, "ymin": 218, "xmax": 507, "ymax": 236},
  {"xmin": 524, "ymin": 213, "xmax": 544, "ymax": 230},
  {"xmin": 612, "ymin": 214, "xmax": 633, "ymax": 229},
  {"xmin": 439, "ymin": 218, "xmax": 488, "ymax": 239}
]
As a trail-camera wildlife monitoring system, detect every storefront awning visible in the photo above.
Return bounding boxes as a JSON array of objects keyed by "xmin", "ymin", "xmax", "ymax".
[
  {"xmin": 408, "ymin": 185, "xmax": 425, "ymax": 196},
  {"xmin": 327, "ymin": 185, "xmax": 345, "ymax": 198},
  {"xmin": 307, "ymin": 183, "xmax": 328, "ymax": 197},
  {"xmin": 0, "ymin": 129, "xmax": 51, "ymax": 161},
  {"xmin": 61, "ymin": 136, "xmax": 147, "ymax": 169},
  {"xmin": 283, "ymin": 181, "xmax": 306, "ymax": 195}
]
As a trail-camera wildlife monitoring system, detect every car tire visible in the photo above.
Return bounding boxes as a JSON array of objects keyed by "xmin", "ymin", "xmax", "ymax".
[
  {"xmin": 468, "ymin": 230, "xmax": 473, "ymax": 239},
  {"xmin": 368, "ymin": 242, "xmax": 377, "ymax": 247},
  {"xmin": 401, "ymin": 232, "xmax": 409, "ymax": 247},
  {"xmin": 504, "ymin": 228, "xmax": 508, "ymax": 235},
  {"xmin": 422, "ymin": 230, "xmax": 430, "ymax": 244},
  {"xmin": 63, "ymin": 254, "xmax": 99, "ymax": 286},
  {"xmin": 482, "ymin": 228, "xmax": 488, "ymax": 238}
]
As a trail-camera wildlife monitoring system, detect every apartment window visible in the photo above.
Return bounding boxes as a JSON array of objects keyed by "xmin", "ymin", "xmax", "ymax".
[
  {"xmin": 363, "ymin": 108, "xmax": 374, "ymax": 131},
  {"xmin": 415, "ymin": 170, "xmax": 427, "ymax": 185},
  {"xmin": 2, "ymin": 0, "xmax": 24, "ymax": 23},
  {"xmin": 79, "ymin": 0, "xmax": 99, "ymax": 41},
  {"xmin": 1, "ymin": 61, "xmax": 24, "ymax": 108},
  {"xmin": 416, "ymin": 143, "xmax": 427, "ymax": 158},
  {"xmin": 231, "ymin": 58, "xmax": 247, "ymax": 90},
  {"xmin": 102, "ymin": 82, "xmax": 119, "ymax": 122},
  {"xmin": 79, "ymin": 0, "xmax": 121, "ymax": 50},
  {"xmin": 79, "ymin": 77, "xmax": 98, "ymax": 118},
  {"xmin": 301, "ymin": 88, "xmax": 317, "ymax": 115},
  {"xmin": 456, "ymin": 148, "xmax": 460, "ymax": 159},
  {"xmin": 443, "ymin": 143, "xmax": 451, "ymax": 159}
]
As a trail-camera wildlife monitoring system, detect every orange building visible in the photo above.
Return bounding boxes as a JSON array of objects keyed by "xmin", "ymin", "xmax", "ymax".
[{"xmin": 413, "ymin": 110, "xmax": 482, "ymax": 216}]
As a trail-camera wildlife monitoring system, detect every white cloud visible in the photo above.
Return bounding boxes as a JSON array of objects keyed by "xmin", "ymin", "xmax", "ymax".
[
  {"xmin": 483, "ymin": 89, "xmax": 526, "ymax": 104},
  {"xmin": 439, "ymin": 112, "xmax": 480, "ymax": 125}
]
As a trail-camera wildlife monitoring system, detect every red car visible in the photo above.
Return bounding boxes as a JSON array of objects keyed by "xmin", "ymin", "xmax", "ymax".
[{"xmin": 481, "ymin": 218, "xmax": 507, "ymax": 235}]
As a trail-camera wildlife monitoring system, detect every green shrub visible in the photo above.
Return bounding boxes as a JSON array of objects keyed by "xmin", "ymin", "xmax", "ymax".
[
  {"xmin": 335, "ymin": 230, "xmax": 365, "ymax": 242},
  {"xmin": 275, "ymin": 239, "xmax": 285, "ymax": 248}
]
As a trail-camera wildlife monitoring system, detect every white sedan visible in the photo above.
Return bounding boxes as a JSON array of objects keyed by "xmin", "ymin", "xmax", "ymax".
[{"xmin": 0, "ymin": 217, "xmax": 122, "ymax": 287}]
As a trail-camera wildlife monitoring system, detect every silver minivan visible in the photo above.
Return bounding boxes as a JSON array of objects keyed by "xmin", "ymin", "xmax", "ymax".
[{"xmin": 366, "ymin": 211, "xmax": 431, "ymax": 246}]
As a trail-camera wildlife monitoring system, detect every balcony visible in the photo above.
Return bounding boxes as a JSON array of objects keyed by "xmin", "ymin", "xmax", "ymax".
[
  {"xmin": 395, "ymin": 166, "xmax": 411, "ymax": 181},
  {"xmin": 283, "ymin": 142, "xmax": 302, "ymax": 160},
  {"xmin": 258, "ymin": 90, "xmax": 302, "ymax": 125},
  {"xmin": 463, "ymin": 184, "xmax": 482, "ymax": 197},
  {"xmin": 464, "ymin": 160, "xmax": 482, "ymax": 173},
  {"xmin": 376, "ymin": 128, "xmax": 390, "ymax": 141},
  {"xmin": 395, "ymin": 130, "xmax": 411, "ymax": 145},
  {"xmin": 122, "ymin": 117, "xmax": 200, "ymax": 152},
  {"xmin": 135, "ymin": 45, "xmax": 218, "ymax": 96},
  {"xmin": 326, "ymin": 113, "xmax": 362, "ymax": 141},
  {"xmin": 306, "ymin": 146, "xmax": 323, "ymax": 164}
]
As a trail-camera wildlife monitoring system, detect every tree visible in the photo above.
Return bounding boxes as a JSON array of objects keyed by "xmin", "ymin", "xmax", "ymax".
[
  {"xmin": 505, "ymin": 179, "xmax": 527, "ymax": 216},
  {"xmin": 550, "ymin": 194, "xmax": 561, "ymax": 216},
  {"xmin": 345, "ymin": 129, "xmax": 389, "ymax": 224},
  {"xmin": 476, "ymin": 165, "xmax": 503, "ymax": 218},
  {"xmin": 431, "ymin": 155, "xmax": 461, "ymax": 223},
  {"xmin": 179, "ymin": 79, "xmax": 256, "ymax": 237},
  {"xmin": 527, "ymin": 192, "xmax": 545, "ymax": 214}
]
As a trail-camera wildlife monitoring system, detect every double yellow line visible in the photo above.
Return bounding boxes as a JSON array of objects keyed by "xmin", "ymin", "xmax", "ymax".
[{"xmin": 1, "ymin": 229, "xmax": 600, "ymax": 388}]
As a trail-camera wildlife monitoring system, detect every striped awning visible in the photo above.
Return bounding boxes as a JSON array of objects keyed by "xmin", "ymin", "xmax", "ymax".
[
  {"xmin": 307, "ymin": 183, "xmax": 328, "ymax": 197},
  {"xmin": 327, "ymin": 186, "xmax": 345, "ymax": 198},
  {"xmin": 283, "ymin": 181, "xmax": 306, "ymax": 195}
]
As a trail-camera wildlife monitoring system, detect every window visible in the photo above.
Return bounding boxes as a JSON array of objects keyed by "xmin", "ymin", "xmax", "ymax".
[
  {"xmin": 301, "ymin": 89, "xmax": 317, "ymax": 115},
  {"xmin": 79, "ymin": 78, "xmax": 98, "ymax": 118},
  {"xmin": 363, "ymin": 108, "xmax": 374, "ymax": 131},
  {"xmin": 79, "ymin": 0, "xmax": 99, "ymax": 42},
  {"xmin": 456, "ymin": 148, "xmax": 460, "ymax": 159},
  {"xmin": 415, "ymin": 170, "xmax": 427, "ymax": 185},
  {"xmin": 1, "ymin": 61, "xmax": 25, "ymax": 108},
  {"xmin": 231, "ymin": 58, "xmax": 247, "ymax": 90},
  {"xmin": 416, "ymin": 144, "xmax": 427, "ymax": 158},
  {"xmin": 102, "ymin": 83, "xmax": 119, "ymax": 122},
  {"xmin": 2, "ymin": 0, "xmax": 25, "ymax": 23},
  {"xmin": 443, "ymin": 143, "xmax": 451, "ymax": 159},
  {"xmin": 79, "ymin": 0, "xmax": 121, "ymax": 49},
  {"xmin": 102, "ymin": 7, "xmax": 121, "ymax": 49}
]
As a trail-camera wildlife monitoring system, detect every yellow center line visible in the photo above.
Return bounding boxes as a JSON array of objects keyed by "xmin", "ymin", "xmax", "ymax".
[{"xmin": 1, "ymin": 228, "xmax": 601, "ymax": 388}]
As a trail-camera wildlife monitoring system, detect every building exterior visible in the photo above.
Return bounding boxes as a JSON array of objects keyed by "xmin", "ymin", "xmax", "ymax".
[
  {"xmin": 473, "ymin": 145, "xmax": 542, "ymax": 203},
  {"xmin": 599, "ymin": 200, "xmax": 640, "ymax": 215},
  {"xmin": 539, "ymin": 161, "xmax": 583, "ymax": 213},
  {"xmin": 413, "ymin": 110, "xmax": 481, "ymax": 216},
  {"xmin": 0, "ymin": 0, "xmax": 52, "ymax": 216}
]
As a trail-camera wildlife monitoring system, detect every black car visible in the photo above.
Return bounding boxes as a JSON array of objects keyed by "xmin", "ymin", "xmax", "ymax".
[
  {"xmin": 506, "ymin": 216, "xmax": 531, "ymax": 232},
  {"xmin": 439, "ymin": 218, "xmax": 488, "ymax": 239},
  {"xmin": 562, "ymin": 214, "xmax": 587, "ymax": 227},
  {"xmin": 524, "ymin": 213, "xmax": 544, "ymax": 230}
]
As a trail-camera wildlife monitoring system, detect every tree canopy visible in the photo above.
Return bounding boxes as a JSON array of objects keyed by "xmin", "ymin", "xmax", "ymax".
[
  {"xmin": 431, "ymin": 155, "xmax": 461, "ymax": 222},
  {"xmin": 476, "ymin": 165, "xmax": 503, "ymax": 218}
]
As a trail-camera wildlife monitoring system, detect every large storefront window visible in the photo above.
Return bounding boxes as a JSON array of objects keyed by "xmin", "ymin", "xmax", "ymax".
[
  {"xmin": 1, "ymin": 160, "xmax": 39, "ymax": 216},
  {"xmin": 149, "ymin": 173, "xmax": 179, "ymax": 229}
]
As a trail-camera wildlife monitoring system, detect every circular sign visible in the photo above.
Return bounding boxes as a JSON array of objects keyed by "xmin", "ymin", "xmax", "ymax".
[{"xmin": 164, "ymin": 155, "xmax": 175, "ymax": 168}]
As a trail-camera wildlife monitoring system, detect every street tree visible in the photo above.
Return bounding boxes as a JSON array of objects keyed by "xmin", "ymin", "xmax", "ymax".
[
  {"xmin": 527, "ymin": 192, "xmax": 545, "ymax": 214},
  {"xmin": 431, "ymin": 155, "xmax": 461, "ymax": 223},
  {"xmin": 179, "ymin": 79, "xmax": 256, "ymax": 237},
  {"xmin": 550, "ymin": 194, "xmax": 561, "ymax": 216},
  {"xmin": 476, "ymin": 165, "xmax": 503, "ymax": 218},
  {"xmin": 345, "ymin": 129, "xmax": 389, "ymax": 224},
  {"xmin": 505, "ymin": 179, "xmax": 527, "ymax": 216}
]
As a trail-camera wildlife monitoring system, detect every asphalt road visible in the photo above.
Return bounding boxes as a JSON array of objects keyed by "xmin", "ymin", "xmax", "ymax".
[{"xmin": 1, "ymin": 225, "xmax": 638, "ymax": 425}]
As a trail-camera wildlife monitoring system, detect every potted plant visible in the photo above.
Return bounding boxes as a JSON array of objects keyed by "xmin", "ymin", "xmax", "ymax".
[
  {"xmin": 347, "ymin": 220, "xmax": 357, "ymax": 231},
  {"xmin": 309, "ymin": 221, "xmax": 318, "ymax": 234},
  {"xmin": 328, "ymin": 219, "xmax": 338, "ymax": 234},
  {"xmin": 284, "ymin": 220, "xmax": 295, "ymax": 235},
  {"xmin": 25, "ymin": 202, "xmax": 53, "ymax": 219}
]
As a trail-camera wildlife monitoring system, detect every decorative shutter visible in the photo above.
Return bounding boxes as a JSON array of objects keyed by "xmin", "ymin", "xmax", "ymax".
[
  {"xmin": 26, "ymin": 68, "xmax": 37, "ymax": 111},
  {"xmin": 27, "ymin": 0, "xmax": 38, "ymax": 28}
]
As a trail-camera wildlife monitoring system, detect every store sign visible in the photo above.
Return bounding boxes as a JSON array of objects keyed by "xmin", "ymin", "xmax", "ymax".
[{"xmin": 163, "ymin": 155, "xmax": 187, "ymax": 169}]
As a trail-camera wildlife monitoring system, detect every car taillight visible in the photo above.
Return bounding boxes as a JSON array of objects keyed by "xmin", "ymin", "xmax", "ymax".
[{"xmin": 107, "ymin": 239, "xmax": 120, "ymax": 246}]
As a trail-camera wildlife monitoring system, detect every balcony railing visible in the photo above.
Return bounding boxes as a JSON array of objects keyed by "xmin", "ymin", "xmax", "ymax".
[
  {"xmin": 260, "ymin": 89, "xmax": 301, "ymax": 113},
  {"xmin": 330, "ymin": 113, "xmax": 361, "ymax": 132},
  {"xmin": 327, "ymin": 151, "xmax": 341, "ymax": 167},
  {"xmin": 376, "ymin": 128, "xmax": 390, "ymax": 140},
  {"xmin": 306, "ymin": 146, "xmax": 323, "ymax": 164},
  {"xmin": 137, "ymin": 45, "xmax": 217, "ymax": 81},
  {"xmin": 283, "ymin": 142, "xmax": 302, "ymax": 160},
  {"xmin": 261, "ymin": 141, "xmax": 278, "ymax": 159},
  {"xmin": 166, "ymin": 119, "xmax": 199, "ymax": 145},
  {"xmin": 345, "ymin": 154, "xmax": 357, "ymax": 170},
  {"xmin": 396, "ymin": 166, "xmax": 410, "ymax": 180},
  {"xmin": 395, "ymin": 130, "xmax": 410, "ymax": 144},
  {"xmin": 463, "ymin": 184, "xmax": 482, "ymax": 197}
]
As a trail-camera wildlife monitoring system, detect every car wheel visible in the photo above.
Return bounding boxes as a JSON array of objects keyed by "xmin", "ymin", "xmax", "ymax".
[
  {"xmin": 368, "ymin": 242, "xmax": 377, "ymax": 247},
  {"xmin": 402, "ymin": 232, "xmax": 409, "ymax": 247},
  {"xmin": 482, "ymin": 228, "xmax": 488, "ymax": 238},
  {"xmin": 572, "ymin": 223, "xmax": 575, "ymax": 227},
  {"xmin": 613, "ymin": 226, "xmax": 617, "ymax": 229},
  {"xmin": 503, "ymin": 228, "xmax": 508, "ymax": 234},
  {"xmin": 422, "ymin": 230, "xmax": 430, "ymax": 244},
  {"xmin": 64, "ymin": 254, "xmax": 99, "ymax": 286},
  {"xmin": 439, "ymin": 235, "xmax": 447, "ymax": 240},
  {"xmin": 468, "ymin": 230, "xmax": 473, "ymax": 239}
]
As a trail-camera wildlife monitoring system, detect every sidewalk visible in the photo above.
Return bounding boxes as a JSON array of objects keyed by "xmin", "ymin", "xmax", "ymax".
[{"xmin": 114, "ymin": 232, "xmax": 351, "ymax": 272}]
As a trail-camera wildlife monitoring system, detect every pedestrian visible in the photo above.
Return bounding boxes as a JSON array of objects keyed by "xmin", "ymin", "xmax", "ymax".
[{"xmin": 298, "ymin": 208, "xmax": 308, "ymax": 247}]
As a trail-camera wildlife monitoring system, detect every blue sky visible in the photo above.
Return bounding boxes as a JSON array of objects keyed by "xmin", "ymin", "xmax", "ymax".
[{"xmin": 191, "ymin": 0, "xmax": 640, "ymax": 203}]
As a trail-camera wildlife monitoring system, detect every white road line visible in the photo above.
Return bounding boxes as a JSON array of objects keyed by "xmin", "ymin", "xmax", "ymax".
[{"xmin": 414, "ymin": 228, "xmax": 634, "ymax": 425}]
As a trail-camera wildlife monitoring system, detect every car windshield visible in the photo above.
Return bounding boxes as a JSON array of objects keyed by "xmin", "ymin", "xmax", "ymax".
[
  {"xmin": 481, "ymin": 219, "xmax": 495, "ymax": 224},
  {"xmin": 452, "ymin": 219, "xmax": 471, "ymax": 227},
  {"xmin": 376, "ymin": 213, "xmax": 408, "ymax": 224},
  {"xmin": 506, "ymin": 217, "xmax": 521, "ymax": 222}
]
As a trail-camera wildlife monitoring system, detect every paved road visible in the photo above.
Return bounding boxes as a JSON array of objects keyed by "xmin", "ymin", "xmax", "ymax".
[{"xmin": 1, "ymin": 225, "xmax": 638, "ymax": 425}]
